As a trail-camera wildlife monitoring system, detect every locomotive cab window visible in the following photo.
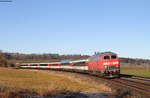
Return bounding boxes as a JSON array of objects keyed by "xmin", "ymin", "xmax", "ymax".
[
  {"xmin": 111, "ymin": 55, "xmax": 117, "ymax": 59},
  {"xmin": 104, "ymin": 56, "xmax": 110, "ymax": 60}
]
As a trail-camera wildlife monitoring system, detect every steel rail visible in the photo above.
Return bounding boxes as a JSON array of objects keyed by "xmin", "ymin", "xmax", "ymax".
[
  {"xmin": 110, "ymin": 78, "xmax": 150, "ymax": 96},
  {"xmin": 121, "ymin": 78, "xmax": 150, "ymax": 86},
  {"xmin": 128, "ymin": 77, "xmax": 150, "ymax": 82},
  {"xmin": 121, "ymin": 74, "xmax": 150, "ymax": 79}
]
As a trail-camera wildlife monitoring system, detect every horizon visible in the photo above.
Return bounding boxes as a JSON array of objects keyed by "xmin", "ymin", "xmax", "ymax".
[
  {"xmin": 0, "ymin": 0, "xmax": 150, "ymax": 59},
  {"xmin": 1, "ymin": 50, "xmax": 150, "ymax": 60}
]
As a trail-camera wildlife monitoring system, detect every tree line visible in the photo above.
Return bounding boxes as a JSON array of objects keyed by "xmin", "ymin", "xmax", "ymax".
[
  {"xmin": 0, "ymin": 50, "xmax": 150, "ymax": 67},
  {"xmin": 120, "ymin": 57, "xmax": 150, "ymax": 65},
  {"xmin": 3, "ymin": 52, "xmax": 89, "ymax": 61},
  {"xmin": 0, "ymin": 51, "xmax": 89, "ymax": 67}
]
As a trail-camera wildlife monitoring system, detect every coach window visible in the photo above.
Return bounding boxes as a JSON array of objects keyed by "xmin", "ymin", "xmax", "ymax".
[
  {"xmin": 111, "ymin": 55, "xmax": 117, "ymax": 59},
  {"xmin": 40, "ymin": 64, "xmax": 47, "ymax": 66},
  {"xmin": 104, "ymin": 56, "xmax": 110, "ymax": 60}
]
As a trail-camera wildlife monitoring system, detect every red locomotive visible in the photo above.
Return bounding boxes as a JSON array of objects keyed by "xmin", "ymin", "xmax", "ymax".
[
  {"xmin": 87, "ymin": 52, "xmax": 120, "ymax": 77},
  {"xmin": 20, "ymin": 52, "xmax": 120, "ymax": 78}
]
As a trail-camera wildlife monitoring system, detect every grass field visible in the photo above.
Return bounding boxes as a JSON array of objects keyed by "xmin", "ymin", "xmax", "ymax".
[
  {"xmin": 0, "ymin": 67, "xmax": 110, "ymax": 97},
  {"xmin": 121, "ymin": 67, "xmax": 150, "ymax": 77}
]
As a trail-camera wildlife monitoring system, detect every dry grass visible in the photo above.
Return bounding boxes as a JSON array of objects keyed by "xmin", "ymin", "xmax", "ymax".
[{"xmin": 0, "ymin": 67, "xmax": 111, "ymax": 97}]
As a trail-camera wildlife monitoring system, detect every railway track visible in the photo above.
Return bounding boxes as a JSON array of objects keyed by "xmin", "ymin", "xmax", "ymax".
[
  {"xmin": 129, "ymin": 77, "xmax": 150, "ymax": 82},
  {"xmin": 60, "ymin": 72, "xmax": 150, "ymax": 97},
  {"xmin": 121, "ymin": 74, "xmax": 150, "ymax": 79},
  {"xmin": 109, "ymin": 75, "xmax": 150, "ymax": 97}
]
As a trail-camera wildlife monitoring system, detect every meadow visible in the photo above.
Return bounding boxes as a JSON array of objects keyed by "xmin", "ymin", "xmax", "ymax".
[
  {"xmin": 120, "ymin": 63, "xmax": 150, "ymax": 77},
  {"xmin": 0, "ymin": 67, "xmax": 110, "ymax": 97}
]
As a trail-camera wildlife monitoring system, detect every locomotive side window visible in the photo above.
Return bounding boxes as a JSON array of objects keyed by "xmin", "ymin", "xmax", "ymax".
[
  {"xmin": 95, "ymin": 57, "xmax": 99, "ymax": 60},
  {"xmin": 104, "ymin": 56, "xmax": 110, "ymax": 60},
  {"xmin": 111, "ymin": 55, "xmax": 117, "ymax": 59},
  {"xmin": 93, "ymin": 57, "xmax": 99, "ymax": 61},
  {"xmin": 88, "ymin": 56, "xmax": 99, "ymax": 61}
]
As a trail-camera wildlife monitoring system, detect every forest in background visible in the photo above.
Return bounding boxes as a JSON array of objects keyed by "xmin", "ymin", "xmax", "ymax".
[{"xmin": 0, "ymin": 50, "xmax": 150, "ymax": 67}]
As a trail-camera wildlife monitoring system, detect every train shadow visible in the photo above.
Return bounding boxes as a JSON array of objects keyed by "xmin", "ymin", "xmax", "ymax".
[{"xmin": 120, "ymin": 74, "xmax": 133, "ymax": 78}]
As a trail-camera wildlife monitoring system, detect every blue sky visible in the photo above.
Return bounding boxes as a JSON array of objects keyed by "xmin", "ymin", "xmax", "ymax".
[{"xmin": 0, "ymin": 0, "xmax": 150, "ymax": 59}]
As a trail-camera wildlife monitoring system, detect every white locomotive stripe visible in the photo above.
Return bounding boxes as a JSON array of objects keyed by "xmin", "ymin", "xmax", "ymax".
[
  {"xmin": 104, "ymin": 62, "xmax": 119, "ymax": 65},
  {"xmin": 104, "ymin": 62, "xmax": 110, "ymax": 65},
  {"xmin": 112, "ymin": 62, "xmax": 119, "ymax": 64}
]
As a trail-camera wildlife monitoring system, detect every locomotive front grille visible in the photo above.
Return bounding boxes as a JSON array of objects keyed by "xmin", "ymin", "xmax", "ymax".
[
  {"xmin": 104, "ymin": 66, "xmax": 120, "ymax": 76},
  {"xmin": 106, "ymin": 66, "xmax": 117, "ymax": 70},
  {"xmin": 105, "ymin": 66, "xmax": 119, "ymax": 72}
]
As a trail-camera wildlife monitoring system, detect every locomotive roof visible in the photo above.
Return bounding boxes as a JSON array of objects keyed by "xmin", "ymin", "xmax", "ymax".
[{"xmin": 91, "ymin": 52, "xmax": 117, "ymax": 58}]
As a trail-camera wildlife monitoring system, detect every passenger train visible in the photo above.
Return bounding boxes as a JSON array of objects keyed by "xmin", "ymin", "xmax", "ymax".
[{"xmin": 20, "ymin": 52, "xmax": 120, "ymax": 78}]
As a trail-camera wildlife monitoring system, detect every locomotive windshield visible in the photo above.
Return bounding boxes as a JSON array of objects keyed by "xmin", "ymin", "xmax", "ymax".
[
  {"xmin": 104, "ymin": 56, "xmax": 110, "ymax": 60},
  {"xmin": 111, "ymin": 55, "xmax": 117, "ymax": 59},
  {"xmin": 104, "ymin": 55, "xmax": 117, "ymax": 60}
]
